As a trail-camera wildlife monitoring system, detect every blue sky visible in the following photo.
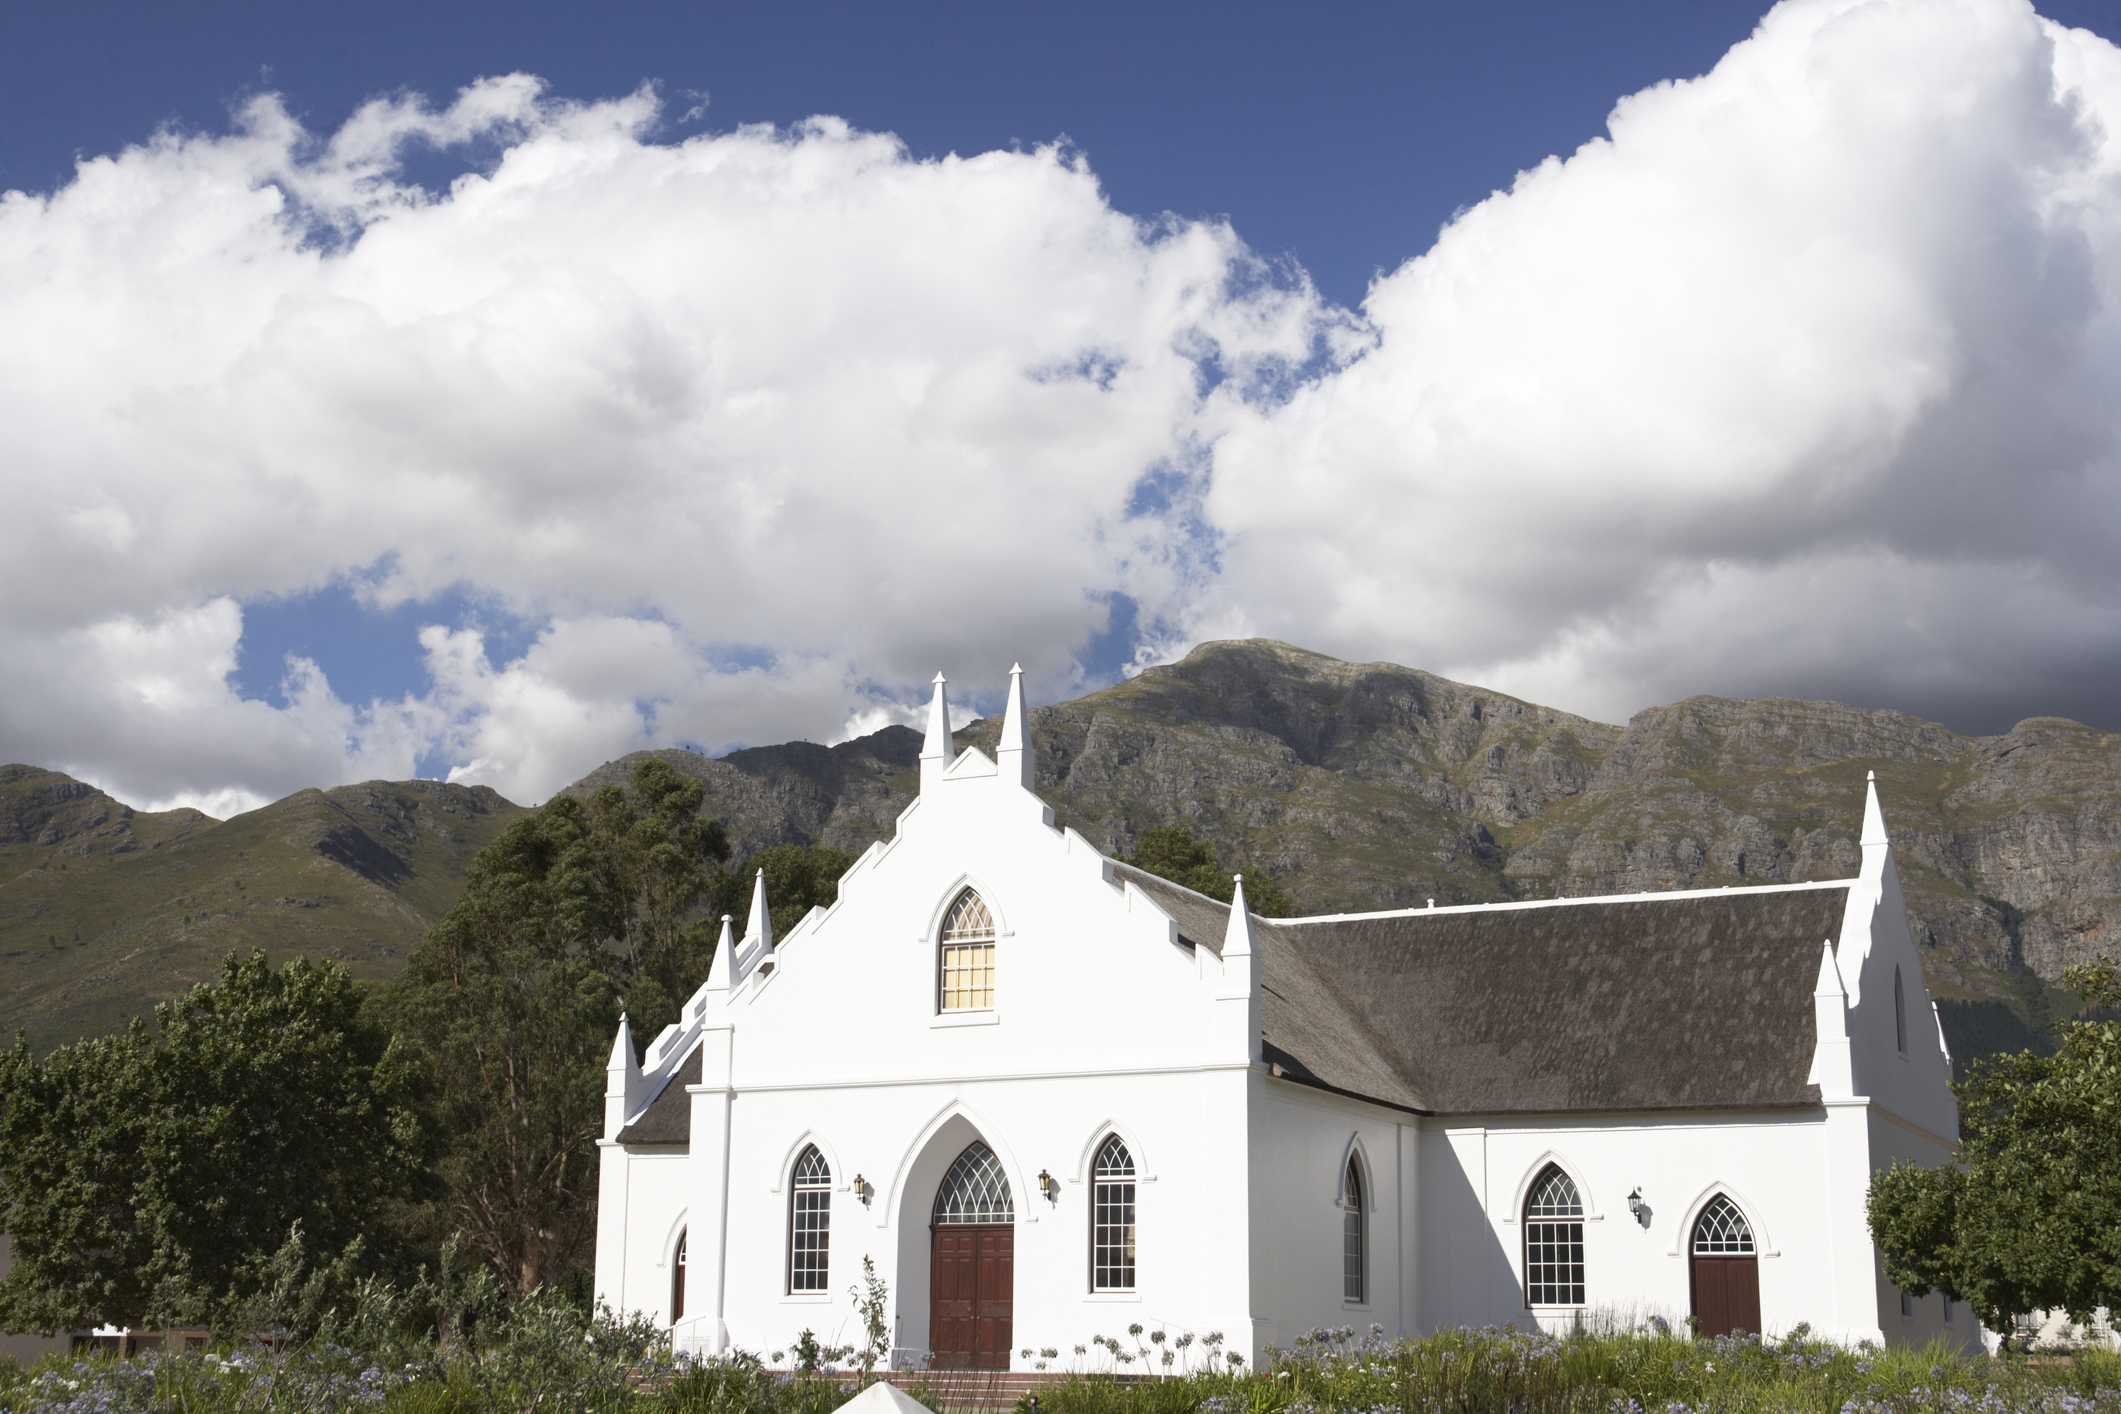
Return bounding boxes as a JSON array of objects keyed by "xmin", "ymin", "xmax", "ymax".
[{"xmin": 6, "ymin": 0, "xmax": 2121, "ymax": 810}]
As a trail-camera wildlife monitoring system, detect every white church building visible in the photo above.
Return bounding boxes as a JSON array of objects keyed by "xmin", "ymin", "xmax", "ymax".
[{"xmin": 594, "ymin": 666, "xmax": 1971, "ymax": 1367}]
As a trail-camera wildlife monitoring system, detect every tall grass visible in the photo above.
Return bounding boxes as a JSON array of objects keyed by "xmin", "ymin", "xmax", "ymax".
[{"xmin": 1, "ymin": 1321, "xmax": 2114, "ymax": 1414}]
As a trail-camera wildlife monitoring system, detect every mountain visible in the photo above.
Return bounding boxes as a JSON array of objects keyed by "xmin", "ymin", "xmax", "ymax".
[
  {"xmin": 0, "ymin": 767, "xmax": 522, "ymax": 1052},
  {"xmin": 7, "ymin": 639, "xmax": 2115, "ymax": 1062},
  {"xmin": 577, "ymin": 641, "xmax": 2120, "ymax": 1063}
]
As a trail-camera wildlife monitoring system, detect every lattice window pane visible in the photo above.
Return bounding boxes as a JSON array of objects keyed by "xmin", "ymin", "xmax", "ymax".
[
  {"xmin": 789, "ymin": 1145, "xmax": 832, "ymax": 1292},
  {"xmin": 933, "ymin": 1141, "xmax": 1014, "ymax": 1224},
  {"xmin": 1343, "ymin": 1158, "xmax": 1367, "ymax": 1302},
  {"xmin": 941, "ymin": 943, "xmax": 995, "ymax": 1011},
  {"xmin": 1691, "ymin": 1195, "xmax": 1755, "ymax": 1255},
  {"xmin": 1524, "ymin": 1166, "xmax": 1585, "ymax": 1306},
  {"xmin": 1092, "ymin": 1135, "xmax": 1135, "ymax": 1291},
  {"xmin": 939, "ymin": 890, "xmax": 997, "ymax": 1011}
]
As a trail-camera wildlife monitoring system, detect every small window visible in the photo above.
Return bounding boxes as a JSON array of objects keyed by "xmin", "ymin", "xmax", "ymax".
[
  {"xmin": 1943, "ymin": 1294, "xmax": 1956, "ymax": 1323},
  {"xmin": 789, "ymin": 1145, "xmax": 831, "ymax": 1292},
  {"xmin": 1092, "ymin": 1135, "xmax": 1136, "ymax": 1291},
  {"xmin": 939, "ymin": 890, "xmax": 997, "ymax": 1011},
  {"xmin": 1524, "ymin": 1165, "xmax": 1585, "ymax": 1307},
  {"xmin": 1692, "ymin": 1195, "xmax": 1755, "ymax": 1255},
  {"xmin": 671, "ymin": 1229, "xmax": 687, "ymax": 1321},
  {"xmin": 1894, "ymin": 967, "xmax": 1908, "ymax": 1054},
  {"xmin": 1900, "ymin": 1288, "xmax": 1913, "ymax": 1319},
  {"xmin": 1343, "ymin": 1155, "xmax": 1367, "ymax": 1303}
]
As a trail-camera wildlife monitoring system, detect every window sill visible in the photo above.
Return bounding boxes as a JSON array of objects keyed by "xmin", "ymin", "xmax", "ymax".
[
  {"xmin": 932, "ymin": 1011, "xmax": 1000, "ymax": 1028},
  {"xmin": 1083, "ymin": 1292, "xmax": 1142, "ymax": 1303},
  {"xmin": 781, "ymin": 1294, "xmax": 835, "ymax": 1305}
]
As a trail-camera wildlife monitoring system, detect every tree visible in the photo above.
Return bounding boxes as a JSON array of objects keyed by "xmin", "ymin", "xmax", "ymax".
[
  {"xmin": 1125, "ymin": 825, "xmax": 1297, "ymax": 917},
  {"xmin": 0, "ymin": 952, "xmax": 429, "ymax": 1333},
  {"xmin": 390, "ymin": 758, "xmax": 731, "ymax": 1297},
  {"xmin": 1868, "ymin": 955, "xmax": 2121, "ymax": 1335}
]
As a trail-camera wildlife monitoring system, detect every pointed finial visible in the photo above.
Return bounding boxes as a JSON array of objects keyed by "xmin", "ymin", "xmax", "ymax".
[
  {"xmin": 607, "ymin": 1012, "xmax": 638, "ymax": 1074},
  {"xmin": 997, "ymin": 661, "xmax": 1034, "ymax": 790},
  {"xmin": 747, "ymin": 868, "xmax": 774, "ymax": 956},
  {"xmin": 705, "ymin": 913, "xmax": 735, "ymax": 990},
  {"xmin": 1860, "ymin": 771, "xmax": 1889, "ymax": 850},
  {"xmin": 920, "ymin": 672, "xmax": 952, "ymax": 792},
  {"xmin": 1814, "ymin": 939, "xmax": 1845, "ymax": 998},
  {"xmin": 1223, "ymin": 875, "xmax": 1257, "ymax": 958}
]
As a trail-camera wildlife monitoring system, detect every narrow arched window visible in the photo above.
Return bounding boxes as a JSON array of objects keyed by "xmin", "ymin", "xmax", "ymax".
[
  {"xmin": 1524, "ymin": 1166, "xmax": 1585, "ymax": 1306},
  {"xmin": 1894, "ymin": 967, "xmax": 1908, "ymax": 1054},
  {"xmin": 939, "ymin": 889, "xmax": 997, "ymax": 1012},
  {"xmin": 789, "ymin": 1145, "xmax": 831, "ymax": 1292},
  {"xmin": 671, "ymin": 1229, "xmax": 687, "ymax": 1322},
  {"xmin": 1343, "ymin": 1155, "xmax": 1367, "ymax": 1303},
  {"xmin": 1091, "ymin": 1135, "xmax": 1136, "ymax": 1291}
]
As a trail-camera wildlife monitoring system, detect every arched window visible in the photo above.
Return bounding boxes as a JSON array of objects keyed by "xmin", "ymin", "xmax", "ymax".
[
  {"xmin": 934, "ymin": 1141, "xmax": 1014, "ymax": 1223},
  {"xmin": 1343, "ymin": 1154, "xmax": 1367, "ymax": 1303},
  {"xmin": 789, "ymin": 1145, "xmax": 831, "ymax": 1292},
  {"xmin": 1091, "ymin": 1135, "xmax": 1136, "ymax": 1291},
  {"xmin": 1693, "ymin": 1194, "xmax": 1754, "ymax": 1254},
  {"xmin": 1523, "ymin": 1165, "xmax": 1585, "ymax": 1307},
  {"xmin": 1894, "ymin": 966, "xmax": 1908, "ymax": 1054},
  {"xmin": 671, "ymin": 1229, "xmax": 687, "ymax": 1322},
  {"xmin": 939, "ymin": 889, "xmax": 997, "ymax": 1012}
]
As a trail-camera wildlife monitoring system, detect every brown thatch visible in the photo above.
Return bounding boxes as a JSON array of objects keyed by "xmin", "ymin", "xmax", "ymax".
[{"xmin": 617, "ymin": 1044, "xmax": 702, "ymax": 1144}]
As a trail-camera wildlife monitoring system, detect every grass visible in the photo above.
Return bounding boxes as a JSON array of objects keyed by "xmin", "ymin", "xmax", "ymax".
[{"xmin": 3, "ymin": 1320, "xmax": 2116, "ymax": 1414}]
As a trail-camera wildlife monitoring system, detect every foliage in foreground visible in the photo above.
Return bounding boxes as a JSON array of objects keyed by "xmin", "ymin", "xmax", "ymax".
[
  {"xmin": 1870, "ymin": 955, "xmax": 2121, "ymax": 1331},
  {"xmin": 4, "ymin": 1318, "xmax": 2119, "ymax": 1414}
]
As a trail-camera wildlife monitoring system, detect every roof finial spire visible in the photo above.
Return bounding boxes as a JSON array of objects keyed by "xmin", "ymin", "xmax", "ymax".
[
  {"xmin": 705, "ymin": 914, "xmax": 735, "ymax": 990},
  {"xmin": 1223, "ymin": 875, "xmax": 1257, "ymax": 958},
  {"xmin": 920, "ymin": 672, "xmax": 952, "ymax": 792},
  {"xmin": 745, "ymin": 868, "xmax": 774, "ymax": 965},
  {"xmin": 997, "ymin": 662, "xmax": 1034, "ymax": 790}
]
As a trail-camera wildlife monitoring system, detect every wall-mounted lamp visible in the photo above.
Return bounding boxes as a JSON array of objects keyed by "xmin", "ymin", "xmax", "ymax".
[
  {"xmin": 1627, "ymin": 1187, "xmax": 1643, "ymax": 1217},
  {"xmin": 1038, "ymin": 1169, "xmax": 1057, "ymax": 1203},
  {"xmin": 853, "ymin": 1174, "xmax": 869, "ymax": 1205}
]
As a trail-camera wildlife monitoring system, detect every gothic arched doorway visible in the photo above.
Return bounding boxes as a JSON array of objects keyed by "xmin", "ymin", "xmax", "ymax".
[
  {"xmin": 930, "ymin": 1141, "xmax": 1014, "ymax": 1368},
  {"xmin": 1690, "ymin": 1195, "xmax": 1761, "ymax": 1336}
]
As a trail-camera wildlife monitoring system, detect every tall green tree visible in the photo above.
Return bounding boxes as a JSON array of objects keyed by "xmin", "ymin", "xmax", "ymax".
[
  {"xmin": 0, "ymin": 952, "xmax": 429, "ymax": 1333},
  {"xmin": 391, "ymin": 758, "xmax": 729, "ymax": 1297},
  {"xmin": 735, "ymin": 843, "xmax": 860, "ymax": 939},
  {"xmin": 1868, "ymin": 955, "xmax": 2121, "ymax": 1334},
  {"xmin": 1125, "ymin": 825, "xmax": 1297, "ymax": 917}
]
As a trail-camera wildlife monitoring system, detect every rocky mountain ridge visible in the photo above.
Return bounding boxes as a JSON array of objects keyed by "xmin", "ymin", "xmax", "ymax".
[{"xmin": 6, "ymin": 639, "xmax": 2114, "ymax": 1061}]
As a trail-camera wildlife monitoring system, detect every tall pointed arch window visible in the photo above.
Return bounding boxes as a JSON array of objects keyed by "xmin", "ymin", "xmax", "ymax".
[
  {"xmin": 939, "ymin": 889, "xmax": 996, "ymax": 1012},
  {"xmin": 671, "ymin": 1229, "xmax": 687, "ymax": 1321},
  {"xmin": 1091, "ymin": 1135, "xmax": 1136, "ymax": 1291},
  {"xmin": 933, "ymin": 1141, "xmax": 1013, "ymax": 1223},
  {"xmin": 1524, "ymin": 1165, "xmax": 1585, "ymax": 1306},
  {"xmin": 1894, "ymin": 967, "xmax": 1908, "ymax": 1054},
  {"xmin": 1343, "ymin": 1155, "xmax": 1367, "ymax": 1303},
  {"xmin": 788, "ymin": 1145, "xmax": 832, "ymax": 1292}
]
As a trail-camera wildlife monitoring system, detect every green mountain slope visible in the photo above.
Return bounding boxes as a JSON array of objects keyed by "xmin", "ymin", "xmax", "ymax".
[
  {"xmin": 0, "ymin": 768, "xmax": 522, "ymax": 1052},
  {"xmin": 8, "ymin": 639, "xmax": 2116, "ymax": 1060}
]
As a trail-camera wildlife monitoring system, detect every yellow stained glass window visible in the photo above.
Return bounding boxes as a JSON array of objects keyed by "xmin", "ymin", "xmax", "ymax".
[{"xmin": 940, "ymin": 890, "xmax": 996, "ymax": 1011}]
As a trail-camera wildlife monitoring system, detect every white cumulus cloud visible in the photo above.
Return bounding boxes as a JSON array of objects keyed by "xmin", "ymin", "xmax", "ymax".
[{"xmin": 4, "ymin": 0, "xmax": 2120, "ymax": 816}]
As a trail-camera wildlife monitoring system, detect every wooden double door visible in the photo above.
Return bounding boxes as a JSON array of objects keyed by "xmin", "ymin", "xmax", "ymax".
[
  {"xmin": 931, "ymin": 1225, "xmax": 1014, "ymax": 1369},
  {"xmin": 1691, "ymin": 1254, "xmax": 1761, "ymax": 1337}
]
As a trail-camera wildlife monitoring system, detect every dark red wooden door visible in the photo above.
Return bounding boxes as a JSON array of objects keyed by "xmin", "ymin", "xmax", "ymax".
[
  {"xmin": 1691, "ymin": 1255, "xmax": 1761, "ymax": 1337},
  {"xmin": 931, "ymin": 1226, "xmax": 1013, "ymax": 1368}
]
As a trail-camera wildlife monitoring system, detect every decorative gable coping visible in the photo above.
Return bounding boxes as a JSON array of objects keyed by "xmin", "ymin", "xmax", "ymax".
[{"xmin": 943, "ymin": 747, "xmax": 997, "ymax": 779}]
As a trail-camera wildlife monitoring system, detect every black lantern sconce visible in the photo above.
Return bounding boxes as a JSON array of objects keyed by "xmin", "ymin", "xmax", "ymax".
[
  {"xmin": 1038, "ymin": 1169, "xmax": 1057, "ymax": 1203},
  {"xmin": 1627, "ymin": 1187, "xmax": 1650, "ymax": 1228}
]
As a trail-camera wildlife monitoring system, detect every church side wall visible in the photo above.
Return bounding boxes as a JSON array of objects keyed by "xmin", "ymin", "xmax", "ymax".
[
  {"xmin": 1249, "ymin": 1078, "xmax": 1417, "ymax": 1349},
  {"xmin": 608, "ymin": 1150, "xmax": 693, "ymax": 1329},
  {"xmin": 1416, "ymin": 1110, "xmax": 1854, "ymax": 1339},
  {"xmin": 1866, "ymin": 1107, "xmax": 1977, "ymax": 1352}
]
